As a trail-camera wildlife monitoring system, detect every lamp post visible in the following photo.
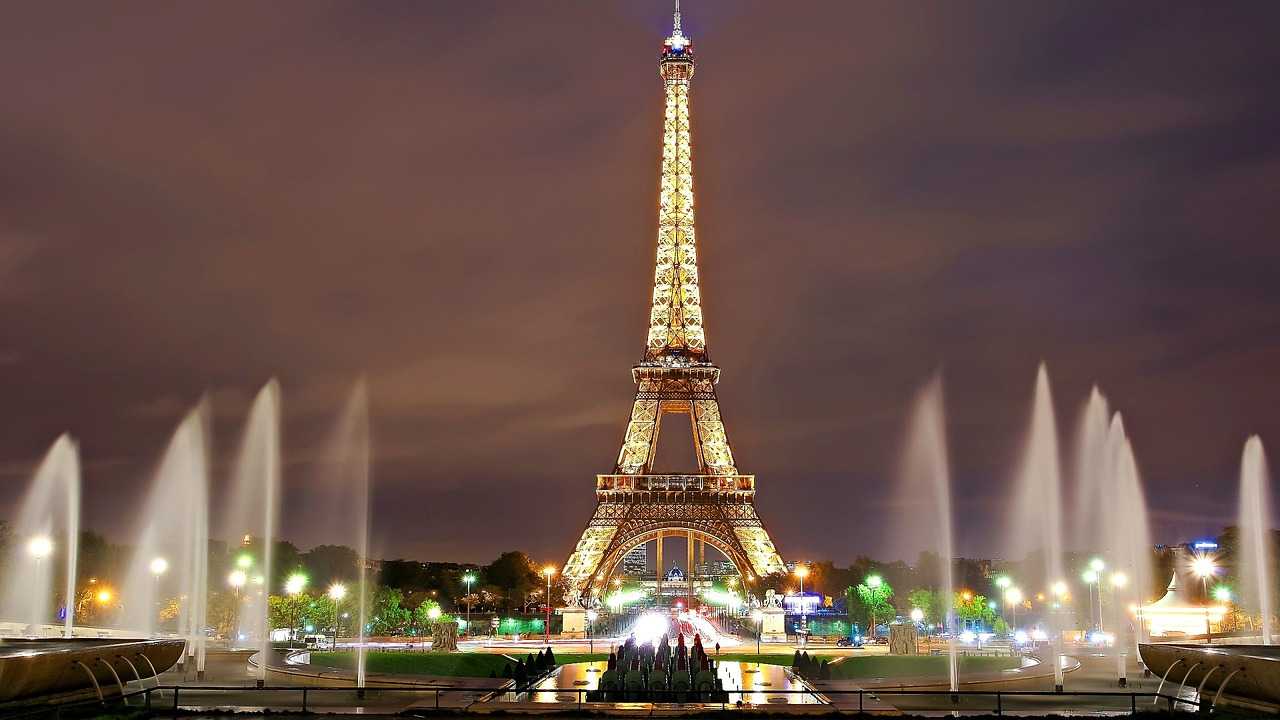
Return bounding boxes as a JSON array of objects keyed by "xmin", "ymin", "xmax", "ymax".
[
  {"xmin": 27, "ymin": 536, "xmax": 53, "ymax": 614},
  {"xmin": 1192, "ymin": 555, "xmax": 1216, "ymax": 644},
  {"xmin": 542, "ymin": 566, "xmax": 556, "ymax": 644},
  {"xmin": 150, "ymin": 557, "xmax": 169, "ymax": 638},
  {"xmin": 910, "ymin": 607, "xmax": 925, "ymax": 653},
  {"xmin": 228, "ymin": 569, "xmax": 247, "ymax": 638},
  {"xmin": 285, "ymin": 572, "xmax": 308, "ymax": 648},
  {"xmin": 751, "ymin": 608, "xmax": 763, "ymax": 655},
  {"xmin": 795, "ymin": 565, "xmax": 809, "ymax": 646},
  {"xmin": 1005, "ymin": 587, "xmax": 1023, "ymax": 633},
  {"xmin": 865, "ymin": 574, "xmax": 884, "ymax": 639},
  {"xmin": 1082, "ymin": 569, "xmax": 1100, "ymax": 631},
  {"xmin": 328, "ymin": 583, "xmax": 347, "ymax": 643},
  {"xmin": 462, "ymin": 572, "xmax": 476, "ymax": 638}
]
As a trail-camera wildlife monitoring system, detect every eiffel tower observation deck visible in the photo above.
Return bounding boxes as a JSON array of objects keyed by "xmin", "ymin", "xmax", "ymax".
[{"xmin": 561, "ymin": 2, "xmax": 786, "ymax": 607}]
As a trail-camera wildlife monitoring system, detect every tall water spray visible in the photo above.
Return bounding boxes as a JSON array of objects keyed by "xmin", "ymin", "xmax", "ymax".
[
  {"xmin": 0, "ymin": 434, "xmax": 80, "ymax": 637},
  {"xmin": 315, "ymin": 380, "xmax": 372, "ymax": 688},
  {"xmin": 1009, "ymin": 364, "xmax": 1065, "ymax": 690},
  {"xmin": 119, "ymin": 402, "xmax": 210, "ymax": 677},
  {"xmin": 222, "ymin": 380, "xmax": 282, "ymax": 684},
  {"xmin": 1072, "ymin": 389, "xmax": 1152, "ymax": 683},
  {"xmin": 1238, "ymin": 436, "xmax": 1272, "ymax": 645},
  {"xmin": 895, "ymin": 376, "xmax": 958, "ymax": 692}
]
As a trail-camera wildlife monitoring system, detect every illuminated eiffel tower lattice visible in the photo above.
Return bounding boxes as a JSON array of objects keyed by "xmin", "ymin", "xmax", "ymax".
[{"xmin": 561, "ymin": 5, "xmax": 786, "ymax": 604}]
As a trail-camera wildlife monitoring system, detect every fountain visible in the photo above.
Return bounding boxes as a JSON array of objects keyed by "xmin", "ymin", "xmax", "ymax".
[
  {"xmin": 894, "ymin": 375, "xmax": 958, "ymax": 692},
  {"xmin": 0, "ymin": 435, "xmax": 80, "ymax": 637},
  {"xmin": 221, "ymin": 380, "xmax": 282, "ymax": 684},
  {"xmin": 310, "ymin": 380, "xmax": 372, "ymax": 689},
  {"xmin": 1238, "ymin": 436, "xmax": 1272, "ymax": 645},
  {"xmin": 1008, "ymin": 363, "xmax": 1065, "ymax": 691},
  {"xmin": 118, "ymin": 401, "xmax": 211, "ymax": 678},
  {"xmin": 1072, "ymin": 388, "xmax": 1153, "ymax": 684}
]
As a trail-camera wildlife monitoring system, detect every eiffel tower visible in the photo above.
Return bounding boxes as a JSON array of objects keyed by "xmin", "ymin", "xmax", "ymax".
[{"xmin": 561, "ymin": 3, "xmax": 786, "ymax": 604}]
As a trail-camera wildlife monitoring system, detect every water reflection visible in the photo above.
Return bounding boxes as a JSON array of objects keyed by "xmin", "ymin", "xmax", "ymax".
[{"xmin": 523, "ymin": 661, "xmax": 822, "ymax": 706}]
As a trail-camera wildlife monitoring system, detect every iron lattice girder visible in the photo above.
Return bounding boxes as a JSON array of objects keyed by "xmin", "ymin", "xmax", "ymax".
[{"xmin": 559, "ymin": 18, "xmax": 787, "ymax": 601}]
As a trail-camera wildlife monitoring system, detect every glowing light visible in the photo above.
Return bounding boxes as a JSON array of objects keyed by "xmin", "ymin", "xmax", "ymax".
[
  {"xmin": 703, "ymin": 588, "xmax": 743, "ymax": 608},
  {"xmin": 1051, "ymin": 581, "xmax": 1068, "ymax": 597},
  {"xmin": 1014, "ymin": 630, "xmax": 1029, "ymax": 644},
  {"xmin": 285, "ymin": 573, "xmax": 308, "ymax": 595},
  {"xmin": 96, "ymin": 589, "xmax": 113, "ymax": 604},
  {"xmin": 1213, "ymin": 586, "xmax": 1232, "ymax": 602},
  {"xmin": 586, "ymin": 609, "xmax": 598, "ymax": 623},
  {"xmin": 866, "ymin": 575, "xmax": 883, "ymax": 589},
  {"xmin": 959, "ymin": 630, "xmax": 977, "ymax": 644},
  {"xmin": 543, "ymin": 565, "xmax": 556, "ymax": 578},
  {"xmin": 328, "ymin": 583, "xmax": 348, "ymax": 601},
  {"xmin": 1089, "ymin": 558, "xmax": 1106, "ymax": 573},
  {"xmin": 427, "ymin": 606, "xmax": 442, "ymax": 620},
  {"xmin": 1110, "ymin": 572, "xmax": 1128, "ymax": 588},
  {"xmin": 632, "ymin": 612, "xmax": 670, "ymax": 647},
  {"xmin": 994, "ymin": 576, "xmax": 1011, "ymax": 590},
  {"xmin": 1005, "ymin": 587, "xmax": 1024, "ymax": 604},
  {"xmin": 236, "ymin": 554, "xmax": 253, "ymax": 569},
  {"xmin": 27, "ymin": 536, "xmax": 53, "ymax": 559},
  {"xmin": 1082, "ymin": 569, "xmax": 1099, "ymax": 584},
  {"xmin": 910, "ymin": 608, "xmax": 924, "ymax": 623},
  {"xmin": 228, "ymin": 570, "xmax": 247, "ymax": 588},
  {"xmin": 751, "ymin": 609, "xmax": 764, "ymax": 623},
  {"xmin": 150, "ymin": 557, "xmax": 169, "ymax": 576},
  {"xmin": 606, "ymin": 587, "xmax": 645, "ymax": 611},
  {"xmin": 794, "ymin": 565, "xmax": 809, "ymax": 579},
  {"xmin": 462, "ymin": 573, "xmax": 476, "ymax": 584},
  {"xmin": 960, "ymin": 590, "xmax": 973, "ymax": 602},
  {"xmin": 1192, "ymin": 555, "xmax": 1217, "ymax": 578}
]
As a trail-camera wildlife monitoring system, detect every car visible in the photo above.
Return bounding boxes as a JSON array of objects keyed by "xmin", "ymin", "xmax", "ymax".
[{"xmin": 836, "ymin": 636, "xmax": 863, "ymax": 648}]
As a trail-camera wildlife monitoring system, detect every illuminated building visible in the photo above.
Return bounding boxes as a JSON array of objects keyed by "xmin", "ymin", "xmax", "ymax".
[
  {"xmin": 621, "ymin": 546, "xmax": 648, "ymax": 577},
  {"xmin": 561, "ymin": 3, "xmax": 786, "ymax": 603}
]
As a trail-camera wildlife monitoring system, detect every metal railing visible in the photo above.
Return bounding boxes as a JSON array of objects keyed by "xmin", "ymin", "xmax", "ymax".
[
  {"xmin": 2, "ymin": 683, "xmax": 1208, "ymax": 718},
  {"xmin": 596, "ymin": 474, "xmax": 755, "ymax": 493}
]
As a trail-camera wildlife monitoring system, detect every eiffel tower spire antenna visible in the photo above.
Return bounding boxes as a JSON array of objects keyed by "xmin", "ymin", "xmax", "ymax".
[{"xmin": 560, "ymin": 10, "xmax": 786, "ymax": 606}]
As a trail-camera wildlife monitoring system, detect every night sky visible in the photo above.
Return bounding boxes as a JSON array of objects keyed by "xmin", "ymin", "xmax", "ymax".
[{"xmin": 2, "ymin": 2, "xmax": 1279, "ymax": 566}]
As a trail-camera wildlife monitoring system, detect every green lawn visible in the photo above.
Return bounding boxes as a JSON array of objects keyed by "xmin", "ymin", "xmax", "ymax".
[{"xmin": 826, "ymin": 655, "xmax": 1021, "ymax": 680}]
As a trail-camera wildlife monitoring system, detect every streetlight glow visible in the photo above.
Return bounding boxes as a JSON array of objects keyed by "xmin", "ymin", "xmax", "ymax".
[
  {"xmin": 995, "ymin": 575, "xmax": 1012, "ymax": 590},
  {"xmin": 150, "ymin": 557, "xmax": 169, "ymax": 576},
  {"xmin": 96, "ymin": 588, "xmax": 113, "ymax": 604},
  {"xmin": 866, "ymin": 574, "xmax": 883, "ymax": 589},
  {"xmin": 236, "ymin": 554, "xmax": 253, "ymax": 569},
  {"xmin": 1109, "ymin": 572, "xmax": 1128, "ymax": 588},
  {"xmin": 794, "ymin": 565, "xmax": 809, "ymax": 579},
  {"xmin": 1089, "ymin": 558, "xmax": 1106, "ymax": 573},
  {"xmin": 27, "ymin": 536, "xmax": 54, "ymax": 559},
  {"xmin": 228, "ymin": 569, "xmax": 247, "ymax": 588},
  {"xmin": 1051, "ymin": 580, "xmax": 1068, "ymax": 598},
  {"xmin": 1213, "ymin": 586, "xmax": 1232, "ymax": 603},
  {"xmin": 328, "ymin": 582, "xmax": 348, "ymax": 601},
  {"xmin": 1082, "ymin": 569, "xmax": 1099, "ymax": 584},
  {"xmin": 910, "ymin": 607, "xmax": 924, "ymax": 623},
  {"xmin": 1191, "ymin": 556, "xmax": 1217, "ymax": 578},
  {"xmin": 1005, "ymin": 587, "xmax": 1024, "ymax": 604},
  {"xmin": 285, "ymin": 572, "xmax": 308, "ymax": 595}
]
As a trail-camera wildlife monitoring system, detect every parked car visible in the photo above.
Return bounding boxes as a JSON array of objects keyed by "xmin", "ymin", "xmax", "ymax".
[{"xmin": 836, "ymin": 635, "xmax": 863, "ymax": 648}]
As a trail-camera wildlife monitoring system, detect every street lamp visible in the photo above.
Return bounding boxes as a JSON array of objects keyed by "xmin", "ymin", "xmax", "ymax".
[
  {"xmin": 542, "ymin": 566, "xmax": 556, "ymax": 644},
  {"xmin": 462, "ymin": 572, "xmax": 476, "ymax": 638},
  {"xmin": 866, "ymin": 574, "xmax": 883, "ymax": 639},
  {"xmin": 910, "ymin": 608, "xmax": 925, "ymax": 653},
  {"xmin": 328, "ymin": 582, "xmax": 347, "ymax": 637},
  {"xmin": 751, "ymin": 608, "xmax": 764, "ymax": 654},
  {"xmin": 1192, "ymin": 555, "xmax": 1217, "ymax": 643},
  {"xmin": 794, "ymin": 565, "xmax": 809, "ymax": 646},
  {"xmin": 285, "ymin": 572, "xmax": 308, "ymax": 648},
  {"xmin": 1005, "ymin": 587, "xmax": 1023, "ymax": 631},
  {"xmin": 27, "ymin": 536, "xmax": 53, "ymax": 599}
]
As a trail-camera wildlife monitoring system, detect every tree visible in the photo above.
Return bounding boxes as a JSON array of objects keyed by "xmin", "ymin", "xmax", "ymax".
[
  {"xmin": 854, "ymin": 576, "xmax": 894, "ymax": 636},
  {"xmin": 483, "ymin": 552, "xmax": 539, "ymax": 612},
  {"xmin": 269, "ymin": 592, "xmax": 311, "ymax": 634},
  {"xmin": 953, "ymin": 592, "xmax": 997, "ymax": 628},
  {"xmin": 301, "ymin": 545, "xmax": 360, "ymax": 585},
  {"xmin": 906, "ymin": 588, "xmax": 943, "ymax": 625},
  {"xmin": 369, "ymin": 586, "xmax": 412, "ymax": 635}
]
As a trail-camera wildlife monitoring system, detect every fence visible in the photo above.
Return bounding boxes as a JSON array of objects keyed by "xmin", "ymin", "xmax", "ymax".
[{"xmin": 1, "ymin": 683, "xmax": 1208, "ymax": 719}]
